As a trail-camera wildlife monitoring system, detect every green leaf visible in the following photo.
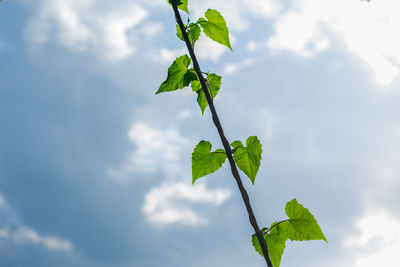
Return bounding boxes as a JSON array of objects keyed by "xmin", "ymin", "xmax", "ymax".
[
  {"xmin": 252, "ymin": 225, "xmax": 286, "ymax": 267},
  {"xmin": 232, "ymin": 136, "xmax": 262, "ymax": 184},
  {"xmin": 252, "ymin": 200, "xmax": 327, "ymax": 266},
  {"xmin": 191, "ymin": 80, "xmax": 201, "ymax": 92},
  {"xmin": 191, "ymin": 74, "xmax": 221, "ymax": 114},
  {"xmin": 230, "ymin": 140, "xmax": 244, "ymax": 150},
  {"xmin": 197, "ymin": 9, "xmax": 232, "ymax": 51},
  {"xmin": 251, "ymin": 232, "xmax": 264, "ymax": 257},
  {"xmin": 167, "ymin": 0, "xmax": 189, "ymax": 14},
  {"xmin": 192, "ymin": 140, "xmax": 227, "ymax": 183},
  {"xmin": 156, "ymin": 55, "xmax": 197, "ymax": 94},
  {"xmin": 284, "ymin": 199, "xmax": 328, "ymax": 242},
  {"xmin": 266, "ymin": 229, "xmax": 287, "ymax": 267},
  {"xmin": 176, "ymin": 23, "xmax": 201, "ymax": 46}
]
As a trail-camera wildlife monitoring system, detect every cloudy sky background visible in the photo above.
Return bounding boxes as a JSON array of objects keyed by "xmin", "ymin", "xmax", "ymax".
[{"xmin": 1, "ymin": 0, "xmax": 400, "ymax": 266}]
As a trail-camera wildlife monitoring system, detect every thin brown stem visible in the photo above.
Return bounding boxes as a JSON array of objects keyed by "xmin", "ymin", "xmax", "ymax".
[
  {"xmin": 169, "ymin": 1, "xmax": 273, "ymax": 266},
  {"xmin": 267, "ymin": 220, "xmax": 289, "ymax": 234}
]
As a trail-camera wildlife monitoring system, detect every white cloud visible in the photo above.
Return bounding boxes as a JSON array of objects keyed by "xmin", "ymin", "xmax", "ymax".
[
  {"xmin": 109, "ymin": 121, "xmax": 231, "ymax": 227},
  {"xmin": 195, "ymin": 34, "xmax": 233, "ymax": 62},
  {"xmin": 159, "ymin": 47, "xmax": 187, "ymax": 63},
  {"xmin": 177, "ymin": 109, "xmax": 193, "ymax": 120},
  {"xmin": 25, "ymin": 0, "xmax": 148, "ymax": 61},
  {"xmin": 12, "ymin": 227, "xmax": 73, "ymax": 252},
  {"xmin": 355, "ymin": 238, "xmax": 400, "ymax": 267},
  {"xmin": 109, "ymin": 122, "xmax": 191, "ymax": 180},
  {"xmin": 247, "ymin": 40, "xmax": 267, "ymax": 52},
  {"xmin": 139, "ymin": 21, "xmax": 164, "ymax": 38},
  {"xmin": 224, "ymin": 58, "xmax": 256, "ymax": 74},
  {"xmin": 160, "ymin": 34, "xmax": 231, "ymax": 63},
  {"xmin": 24, "ymin": 0, "xmax": 281, "ymax": 62},
  {"xmin": 346, "ymin": 213, "xmax": 400, "ymax": 267},
  {"xmin": 0, "ymin": 194, "xmax": 73, "ymax": 252},
  {"xmin": 191, "ymin": 0, "xmax": 281, "ymax": 32},
  {"xmin": 268, "ymin": 12, "xmax": 330, "ymax": 57},
  {"xmin": 268, "ymin": 0, "xmax": 400, "ymax": 85},
  {"xmin": 346, "ymin": 213, "xmax": 400, "ymax": 247},
  {"xmin": 97, "ymin": 6, "xmax": 148, "ymax": 61},
  {"xmin": 143, "ymin": 182, "xmax": 231, "ymax": 226},
  {"xmin": 257, "ymin": 108, "xmax": 277, "ymax": 142},
  {"xmin": 0, "ymin": 229, "xmax": 9, "ymax": 238}
]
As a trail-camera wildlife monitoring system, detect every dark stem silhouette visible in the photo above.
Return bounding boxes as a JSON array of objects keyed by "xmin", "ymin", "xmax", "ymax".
[{"xmin": 169, "ymin": 1, "xmax": 273, "ymax": 266}]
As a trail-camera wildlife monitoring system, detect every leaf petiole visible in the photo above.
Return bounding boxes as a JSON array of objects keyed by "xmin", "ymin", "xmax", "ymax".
[
  {"xmin": 212, "ymin": 151, "xmax": 226, "ymax": 154},
  {"xmin": 205, "ymin": 78, "xmax": 213, "ymax": 98},
  {"xmin": 266, "ymin": 220, "xmax": 289, "ymax": 234},
  {"xmin": 231, "ymin": 147, "xmax": 240, "ymax": 154},
  {"xmin": 188, "ymin": 22, "xmax": 199, "ymax": 28},
  {"xmin": 187, "ymin": 28, "xmax": 195, "ymax": 48}
]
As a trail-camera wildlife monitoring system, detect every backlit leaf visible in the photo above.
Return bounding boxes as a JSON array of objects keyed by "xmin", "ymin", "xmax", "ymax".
[
  {"xmin": 176, "ymin": 23, "xmax": 201, "ymax": 46},
  {"xmin": 167, "ymin": 0, "xmax": 189, "ymax": 14},
  {"xmin": 251, "ymin": 232, "xmax": 264, "ymax": 257},
  {"xmin": 252, "ymin": 200, "xmax": 327, "ymax": 264},
  {"xmin": 191, "ymin": 74, "xmax": 222, "ymax": 114},
  {"xmin": 251, "ymin": 225, "xmax": 286, "ymax": 267},
  {"xmin": 232, "ymin": 136, "xmax": 262, "ymax": 184},
  {"xmin": 231, "ymin": 140, "xmax": 244, "ymax": 150},
  {"xmin": 192, "ymin": 141, "xmax": 227, "ymax": 183},
  {"xmin": 284, "ymin": 199, "xmax": 328, "ymax": 242},
  {"xmin": 156, "ymin": 55, "xmax": 197, "ymax": 94},
  {"xmin": 197, "ymin": 9, "xmax": 232, "ymax": 50}
]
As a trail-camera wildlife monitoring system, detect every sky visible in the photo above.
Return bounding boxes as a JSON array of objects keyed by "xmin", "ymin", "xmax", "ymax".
[{"xmin": 1, "ymin": 0, "xmax": 400, "ymax": 266}]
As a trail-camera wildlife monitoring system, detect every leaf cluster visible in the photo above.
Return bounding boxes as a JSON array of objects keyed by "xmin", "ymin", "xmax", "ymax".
[
  {"xmin": 192, "ymin": 136, "xmax": 262, "ymax": 184},
  {"xmin": 252, "ymin": 199, "xmax": 327, "ymax": 267},
  {"xmin": 159, "ymin": 1, "xmax": 327, "ymax": 266},
  {"xmin": 157, "ymin": 5, "xmax": 231, "ymax": 113}
]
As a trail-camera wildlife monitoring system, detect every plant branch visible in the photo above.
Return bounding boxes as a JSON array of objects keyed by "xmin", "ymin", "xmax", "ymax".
[
  {"xmin": 169, "ymin": 1, "xmax": 273, "ymax": 266},
  {"xmin": 212, "ymin": 151, "xmax": 227, "ymax": 154},
  {"xmin": 267, "ymin": 220, "xmax": 289, "ymax": 234},
  {"xmin": 187, "ymin": 27, "xmax": 195, "ymax": 48},
  {"xmin": 205, "ymin": 79, "xmax": 213, "ymax": 98}
]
